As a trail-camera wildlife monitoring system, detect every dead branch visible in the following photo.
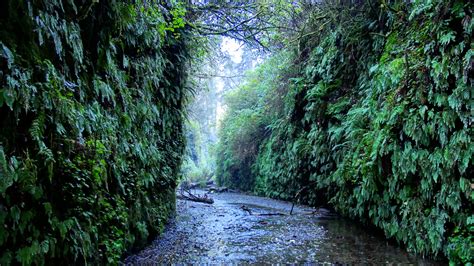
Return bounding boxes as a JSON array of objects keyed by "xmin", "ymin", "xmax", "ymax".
[
  {"xmin": 290, "ymin": 181, "xmax": 317, "ymax": 215},
  {"xmin": 240, "ymin": 205, "xmax": 286, "ymax": 216},
  {"xmin": 178, "ymin": 189, "xmax": 214, "ymax": 204},
  {"xmin": 207, "ymin": 186, "xmax": 228, "ymax": 193},
  {"xmin": 255, "ymin": 212, "xmax": 286, "ymax": 216}
]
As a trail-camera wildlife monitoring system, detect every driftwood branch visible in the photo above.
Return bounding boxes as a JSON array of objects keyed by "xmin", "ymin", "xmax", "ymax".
[
  {"xmin": 241, "ymin": 205, "xmax": 330, "ymax": 217},
  {"xmin": 240, "ymin": 205, "xmax": 286, "ymax": 216},
  {"xmin": 290, "ymin": 181, "xmax": 317, "ymax": 215},
  {"xmin": 178, "ymin": 189, "xmax": 214, "ymax": 204},
  {"xmin": 207, "ymin": 186, "xmax": 228, "ymax": 193}
]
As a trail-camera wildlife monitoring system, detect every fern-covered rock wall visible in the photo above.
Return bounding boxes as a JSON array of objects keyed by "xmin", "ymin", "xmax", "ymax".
[
  {"xmin": 0, "ymin": 1, "xmax": 190, "ymax": 264},
  {"xmin": 217, "ymin": 1, "xmax": 472, "ymax": 262}
]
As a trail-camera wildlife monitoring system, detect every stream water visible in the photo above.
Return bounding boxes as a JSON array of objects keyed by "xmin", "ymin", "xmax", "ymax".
[{"xmin": 123, "ymin": 190, "xmax": 441, "ymax": 264}]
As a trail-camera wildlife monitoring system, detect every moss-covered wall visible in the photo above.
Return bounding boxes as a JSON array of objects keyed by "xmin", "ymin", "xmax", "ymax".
[
  {"xmin": 0, "ymin": 1, "xmax": 190, "ymax": 264},
  {"xmin": 217, "ymin": 1, "xmax": 473, "ymax": 263}
]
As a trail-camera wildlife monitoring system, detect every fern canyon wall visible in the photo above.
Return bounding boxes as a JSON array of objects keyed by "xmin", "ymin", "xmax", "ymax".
[
  {"xmin": 216, "ymin": 1, "xmax": 473, "ymax": 263},
  {"xmin": 0, "ymin": 0, "xmax": 473, "ymax": 264},
  {"xmin": 0, "ymin": 1, "xmax": 190, "ymax": 264}
]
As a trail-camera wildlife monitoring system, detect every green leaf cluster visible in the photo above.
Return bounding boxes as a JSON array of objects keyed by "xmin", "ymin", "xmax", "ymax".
[
  {"xmin": 0, "ymin": 0, "xmax": 191, "ymax": 264},
  {"xmin": 217, "ymin": 1, "xmax": 473, "ymax": 262},
  {"xmin": 216, "ymin": 51, "xmax": 294, "ymax": 191}
]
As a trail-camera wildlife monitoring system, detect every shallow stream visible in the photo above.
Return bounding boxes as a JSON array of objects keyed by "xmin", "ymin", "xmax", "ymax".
[{"xmin": 123, "ymin": 190, "xmax": 441, "ymax": 264}]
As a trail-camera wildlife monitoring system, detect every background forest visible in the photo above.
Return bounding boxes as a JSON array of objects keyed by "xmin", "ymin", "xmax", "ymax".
[{"xmin": 0, "ymin": 0, "xmax": 472, "ymax": 265}]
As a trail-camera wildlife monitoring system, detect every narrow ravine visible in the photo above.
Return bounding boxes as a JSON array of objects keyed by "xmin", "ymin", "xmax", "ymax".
[
  {"xmin": 123, "ymin": 191, "xmax": 440, "ymax": 264},
  {"xmin": 1, "ymin": 1, "xmax": 471, "ymax": 264}
]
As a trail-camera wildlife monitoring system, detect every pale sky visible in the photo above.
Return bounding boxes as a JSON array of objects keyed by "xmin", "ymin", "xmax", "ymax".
[
  {"xmin": 221, "ymin": 37, "xmax": 243, "ymax": 63},
  {"xmin": 215, "ymin": 37, "xmax": 244, "ymax": 127}
]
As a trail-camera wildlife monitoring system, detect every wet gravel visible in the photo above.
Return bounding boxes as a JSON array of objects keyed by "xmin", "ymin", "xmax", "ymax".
[{"xmin": 123, "ymin": 190, "xmax": 441, "ymax": 264}]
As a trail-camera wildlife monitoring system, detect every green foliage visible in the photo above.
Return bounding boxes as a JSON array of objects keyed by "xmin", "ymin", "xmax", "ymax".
[
  {"xmin": 216, "ymin": 51, "xmax": 294, "ymax": 191},
  {"xmin": 181, "ymin": 121, "xmax": 213, "ymax": 185},
  {"xmin": 182, "ymin": 111, "xmax": 216, "ymax": 186},
  {"xmin": 217, "ymin": 0, "xmax": 473, "ymax": 263},
  {"xmin": 0, "ymin": 0, "xmax": 190, "ymax": 264}
]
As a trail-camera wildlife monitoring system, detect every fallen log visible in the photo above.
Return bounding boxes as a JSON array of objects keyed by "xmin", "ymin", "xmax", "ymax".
[
  {"xmin": 240, "ymin": 205, "xmax": 286, "ymax": 216},
  {"xmin": 177, "ymin": 189, "xmax": 214, "ymax": 204},
  {"xmin": 240, "ymin": 205, "xmax": 327, "ymax": 216},
  {"xmin": 177, "ymin": 194, "xmax": 214, "ymax": 204},
  {"xmin": 255, "ymin": 212, "xmax": 286, "ymax": 216},
  {"xmin": 179, "ymin": 181, "xmax": 200, "ymax": 190},
  {"xmin": 207, "ymin": 186, "xmax": 228, "ymax": 193}
]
